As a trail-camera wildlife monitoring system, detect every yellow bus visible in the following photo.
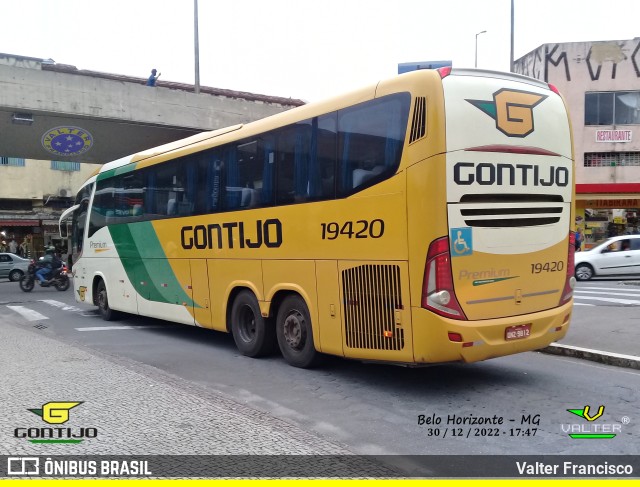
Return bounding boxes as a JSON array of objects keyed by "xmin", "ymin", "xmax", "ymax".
[{"xmin": 60, "ymin": 67, "xmax": 575, "ymax": 368}]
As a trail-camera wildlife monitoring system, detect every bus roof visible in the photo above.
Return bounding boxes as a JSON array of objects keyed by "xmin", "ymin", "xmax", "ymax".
[{"xmin": 95, "ymin": 68, "xmax": 551, "ymax": 176}]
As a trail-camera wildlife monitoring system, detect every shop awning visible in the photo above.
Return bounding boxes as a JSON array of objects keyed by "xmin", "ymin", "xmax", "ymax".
[
  {"xmin": 0, "ymin": 220, "xmax": 39, "ymax": 227},
  {"xmin": 577, "ymin": 183, "xmax": 640, "ymax": 194}
]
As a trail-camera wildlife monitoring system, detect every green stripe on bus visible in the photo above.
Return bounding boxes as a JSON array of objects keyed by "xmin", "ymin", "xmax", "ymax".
[
  {"xmin": 108, "ymin": 222, "xmax": 197, "ymax": 308},
  {"xmin": 97, "ymin": 163, "xmax": 137, "ymax": 182}
]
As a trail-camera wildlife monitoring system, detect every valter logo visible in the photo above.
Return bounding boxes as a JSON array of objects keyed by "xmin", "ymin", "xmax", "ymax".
[
  {"xmin": 14, "ymin": 401, "xmax": 98, "ymax": 444},
  {"xmin": 562, "ymin": 405, "xmax": 621, "ymax": 439}
]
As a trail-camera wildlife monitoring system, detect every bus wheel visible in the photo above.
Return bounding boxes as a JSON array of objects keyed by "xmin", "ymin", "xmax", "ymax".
[
  {"xmin": 276, "ymin": 295, "xmax": 321, "ymax": 368},
  {"xmin": 230, "ymin": 290, "xmax": 276, "ymax": 357},
  {"xmin": 96, "ymin": 280, "xmax": 119, "ymax": 321}
]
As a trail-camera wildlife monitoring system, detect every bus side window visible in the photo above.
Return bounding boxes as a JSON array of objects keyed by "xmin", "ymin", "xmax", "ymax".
[
  {"xmin": 317, "ymin": 113, "xmax": 337, "ymax": 200},
  {"xmin": 275, "ymin": 125, "xmax": 298, "ymax": 205},
  {"xmin": 275, "ymin": 117, "xmax": 334, "ymax": 205},
  {"xmin": 89, "ymin": 179, "xmax": 115, "ymax": 237},
  {"xmin": 337, "ymin": 93, "xmax": 410, "ymax": 195},
  {"xmin": 153, "ymin": 160, "xmax": 186, "ymax": 218},
  {"xmin": 227, "ymin": 138, "xmax": 270, "ymax": 211},
  {"xmin": 75, "ymin": 199, "xmax": 88, "ymax": 251}
]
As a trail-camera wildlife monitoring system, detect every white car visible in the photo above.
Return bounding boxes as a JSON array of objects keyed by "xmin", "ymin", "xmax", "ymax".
[{"xmin": 574, "ymin": 235, "xmax": 640, "ymax": 281}]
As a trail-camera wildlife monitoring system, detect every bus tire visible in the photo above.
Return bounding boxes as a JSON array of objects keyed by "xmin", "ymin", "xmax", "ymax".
[
  {"xmin": 97, "ymin": 280, "xmax": 120, "ymax": 321},
  {"xmin": 276, "ymin": 295, "xmax": 321, "ymax": 368},
  {"xmin": 230, "ymin": 290, "xmax": 276, "ymax": 357}
]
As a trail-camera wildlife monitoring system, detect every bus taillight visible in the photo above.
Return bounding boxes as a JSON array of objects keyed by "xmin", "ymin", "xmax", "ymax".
[
  {"xmin": 548, "ymin": 83, "xmax": 561, "ymax": 95},
  {"xmin": 422, "ymin": 236, "xmax": 467, "ymax": 320},
  {"xmin": 560, "ymin": 232, "xmax": 576, "ymax": 306},
  {"xmin": 437, "ymin": 66, "xmax": 452, "ymax": 78}
]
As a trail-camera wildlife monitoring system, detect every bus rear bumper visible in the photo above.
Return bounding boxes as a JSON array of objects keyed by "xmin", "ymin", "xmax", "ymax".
[{"xmin": 410, "ymin": 301, "xmax": 573, "ymax": 364}]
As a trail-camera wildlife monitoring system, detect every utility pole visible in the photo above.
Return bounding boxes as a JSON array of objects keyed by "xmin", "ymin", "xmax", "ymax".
[
  {"xmin": 194, "ymin": 0, "xmax": 201, "ymax": 94},
  {"xmin": 510, "ymin": 0, "xmax": 515, "ymax": 72}
]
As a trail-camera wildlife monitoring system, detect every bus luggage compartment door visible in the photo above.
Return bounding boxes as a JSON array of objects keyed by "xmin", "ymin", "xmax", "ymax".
[{"xmin": 190, "ymin": 259, "xmax": 211, "ymax": 327}]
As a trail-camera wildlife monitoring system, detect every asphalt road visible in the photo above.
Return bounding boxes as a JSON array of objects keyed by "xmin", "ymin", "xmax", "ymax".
[{"xmin": 1, "ymin": 279, "xmax": 638, "ymax": 457}]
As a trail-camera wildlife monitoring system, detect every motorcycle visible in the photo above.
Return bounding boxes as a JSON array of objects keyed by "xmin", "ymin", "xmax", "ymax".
[{"xmin": 19, "ymin": 261, "xmax": 70, "ymax": 292}]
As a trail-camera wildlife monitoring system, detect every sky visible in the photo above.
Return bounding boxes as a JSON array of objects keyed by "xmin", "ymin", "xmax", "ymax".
[{"xmin": 1, "ymin": 0, "xmax": 638, "ymax": 102}]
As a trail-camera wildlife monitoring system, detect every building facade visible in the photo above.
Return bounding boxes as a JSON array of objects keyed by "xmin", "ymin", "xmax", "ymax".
[
  {"xmin": 0, "ymin": 158, "xmax": 96, "ymax": 258},
  {"xmin": 515, "ymin": 38, "xmax": 640, "ymax": 248},
  {"xmin": 0, "ymin": 53, "xmax": 305, "ymax": 260}
]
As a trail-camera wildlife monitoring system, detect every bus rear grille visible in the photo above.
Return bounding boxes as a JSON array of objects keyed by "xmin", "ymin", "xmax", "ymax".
[
  {"xmin": 409, "ymin": 97, "xmax": 426, "ymax": 143},
  {"xmin": 457, "ymin": 194, "xmax": 565, "ymax": 228},
  {"xmin": 342, "ymin": 264, "xmax": 404, "ymax": 351},
  {"xmin": 461, "ymin": 206, "xmax": 562, "ymax": 227},
  {"xmin": 464, "ymin": 217, "xmax": 560, "ymax": 227}
]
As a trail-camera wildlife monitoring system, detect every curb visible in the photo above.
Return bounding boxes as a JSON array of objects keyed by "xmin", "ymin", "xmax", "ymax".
[{"xmin": 541, "ymin": 343, "xmax": 640, "ymax": 370}]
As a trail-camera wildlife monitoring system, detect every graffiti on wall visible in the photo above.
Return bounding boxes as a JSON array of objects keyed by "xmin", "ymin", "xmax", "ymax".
[{"xmin": 515, "ymin": 38, "xmax": 640, "ymax": 82}]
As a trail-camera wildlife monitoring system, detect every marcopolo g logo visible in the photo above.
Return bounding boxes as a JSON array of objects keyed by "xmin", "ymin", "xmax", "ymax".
[
  {"xmin": 561, "ymin": 405, "xmax": 622, "ymax": 439},
  {"xmin": 466, "ymin": 88, "xmax": 548, "ymax": 137},
  {"xmin": 14, "ymin": 401, "xmax": 98, "ymax": 444}
]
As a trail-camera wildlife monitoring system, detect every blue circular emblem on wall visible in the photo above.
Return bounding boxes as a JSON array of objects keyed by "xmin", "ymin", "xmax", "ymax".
[{"xmin": 41, "ymin": 126, "xmax": 94, "ymax": 157}]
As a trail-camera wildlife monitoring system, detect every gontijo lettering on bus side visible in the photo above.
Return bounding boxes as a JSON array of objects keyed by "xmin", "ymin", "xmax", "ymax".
[{"xmin": 180, "ymin": 219, "xmax": 282, "ymax": 249}]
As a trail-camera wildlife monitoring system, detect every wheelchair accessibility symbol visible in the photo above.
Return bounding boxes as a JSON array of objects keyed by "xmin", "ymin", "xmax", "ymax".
[{"xmin": 450, "ymin": 228, "xmax": 473, "ymax": 257}]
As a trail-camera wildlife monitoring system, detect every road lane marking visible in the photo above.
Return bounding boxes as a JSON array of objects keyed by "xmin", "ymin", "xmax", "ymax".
[
  {"xmin": 572, "ymin": 302, "xmax": 595, "ymax": 306},
  {"xmin": 574, "ymin": 290, "xmax": 640, "ymax": 298},
  {"xmin": 38, "ymin": 299, "xmax": 83, "ymax": 312},
  {"xmin": 571, "ymin": 295, "xmax": 640, "ymax": 305},
  {"xmin": 576, "ymin": 286, "xmax": 640, "ymax": 293},
  {"xmin": 75, "ymin": 326, "xmax": 164, "ymax": 331},
  {"xmin": 6, "ymin": 306, "xmax": 49, "ymax": 321}
]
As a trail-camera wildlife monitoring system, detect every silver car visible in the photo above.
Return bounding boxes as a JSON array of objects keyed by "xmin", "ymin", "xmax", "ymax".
[
  {"xmin": 575, "ymin": 235, "xmax": 640, "ymax": 280},
  {"xmin": 0, "ymin": 252, "xmax": 31, "ymax": 281}
]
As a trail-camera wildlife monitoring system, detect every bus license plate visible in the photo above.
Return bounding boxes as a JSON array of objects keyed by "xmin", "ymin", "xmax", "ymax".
[{"xmin": 505, "ymin": 324, "xmax": 531, "ymax": 341}]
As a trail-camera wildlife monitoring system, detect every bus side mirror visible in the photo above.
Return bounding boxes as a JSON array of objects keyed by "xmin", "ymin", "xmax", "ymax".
[{"xmin": 60, "ymin": 221, "xmax": 70, "ymax": 239}]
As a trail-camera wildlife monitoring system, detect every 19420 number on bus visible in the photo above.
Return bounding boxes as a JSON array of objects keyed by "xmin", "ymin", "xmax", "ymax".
[
  {"xmin": 531, "ymin": 261, "xmax": 564, "ymax": 273},
  {"xmin": 321, "ymin": 219, "xmax": 385, "ymax": 240}
]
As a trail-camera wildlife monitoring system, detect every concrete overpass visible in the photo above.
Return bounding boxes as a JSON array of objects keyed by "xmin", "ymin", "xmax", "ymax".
[{"xmin": 0, "ymin": 53, "xmax": 304, "ymax": 164}]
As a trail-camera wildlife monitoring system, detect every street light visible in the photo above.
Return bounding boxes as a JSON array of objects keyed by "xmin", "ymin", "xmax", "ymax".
[{"xmin": 475, "ymin": 30, "xmax": 487, "ymax": 68}]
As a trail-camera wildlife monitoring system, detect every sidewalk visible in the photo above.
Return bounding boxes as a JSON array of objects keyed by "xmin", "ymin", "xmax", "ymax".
[
  {"xmin": 0, "ymin": 314, "xmax": 357, "ymax": 458},
  {"xmin": 541, "ymin": 285, "xmax": 640, "ymax": 370}
]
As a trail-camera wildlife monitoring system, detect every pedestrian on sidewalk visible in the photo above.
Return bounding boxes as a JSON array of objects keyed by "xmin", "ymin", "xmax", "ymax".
[{"xmin": 575, "ymin": 227, "xmax": 584, "ymax": 252}]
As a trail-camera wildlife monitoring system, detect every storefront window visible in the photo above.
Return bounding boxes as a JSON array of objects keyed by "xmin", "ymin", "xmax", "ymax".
[{"xmin": 579, "ymin": 203, "xmax": 640, "ymax": 248}]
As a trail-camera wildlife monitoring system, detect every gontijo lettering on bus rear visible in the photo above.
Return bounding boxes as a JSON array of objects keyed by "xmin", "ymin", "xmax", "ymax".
[{"xmin": 453, "ymin": 162, "xmax": 570, "ymax": 187}]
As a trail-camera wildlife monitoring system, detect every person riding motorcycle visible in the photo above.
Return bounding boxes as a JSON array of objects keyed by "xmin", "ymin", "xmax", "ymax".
[{"xmin": 35, "ymin": 247, "xmax": 62, "ymax": 286}]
